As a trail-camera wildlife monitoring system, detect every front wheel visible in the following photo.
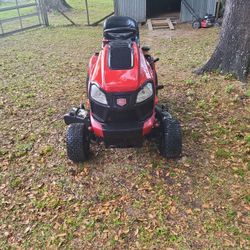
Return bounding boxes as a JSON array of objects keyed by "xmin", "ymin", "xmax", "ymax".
[
  {"xmin": 159, "ymin": 118, "xmax": 182, "ymax": 159},
  {"xmin": 66, "ymin": 123, "xmax": 90, "ymax": 163}
]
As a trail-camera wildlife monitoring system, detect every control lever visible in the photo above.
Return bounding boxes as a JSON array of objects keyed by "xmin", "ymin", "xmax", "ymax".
[
  {"xmin": 154, "ymin": 58, "xmax": 160, "ymax": 63},
  {"xmin": 156, "ymin": 85, "xmax": 164, "ymax": 90}
]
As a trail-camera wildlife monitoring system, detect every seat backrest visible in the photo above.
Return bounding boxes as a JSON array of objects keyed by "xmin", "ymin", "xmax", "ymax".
[{"xmin": 103, "ymin": 16, "xmax": 139, "ymax": 42}]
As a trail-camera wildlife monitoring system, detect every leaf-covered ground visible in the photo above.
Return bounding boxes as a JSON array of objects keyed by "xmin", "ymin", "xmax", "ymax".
[{"xmin": 0, "ymin": 10, "xmax": 250, "ymax": 250}]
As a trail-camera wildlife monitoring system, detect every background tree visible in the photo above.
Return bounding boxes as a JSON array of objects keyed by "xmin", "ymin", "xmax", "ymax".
[
  {"xmin": 44, "ymin": 0, "xmax": 72, "ymax": 12},
  {"xmin": 196, "ymin": 0, "xmax": 250, "ymax": 82}
]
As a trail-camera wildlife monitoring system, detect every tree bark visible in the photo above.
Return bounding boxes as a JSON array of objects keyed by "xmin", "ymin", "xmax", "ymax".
[
  {"xmin": 195, "ymin": 0, "xmax": 250, "ymax": 82},
  {"xmin": 44, "ymin": 0, "xmax": 72, "ymax": 12}
]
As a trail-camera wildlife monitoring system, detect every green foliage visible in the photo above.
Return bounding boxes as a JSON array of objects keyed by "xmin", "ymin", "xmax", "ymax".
[
  {"xmin": 233, "ymin": 169, "xmax": 245, "ymax": 178},
  {"xmin": 9, "ymin": 176, "xmax": 22, "ymax": 189},
  {"xmin": 244, "ymin": 195, "xmax": 250, "ymax": 204},
  {"xmin": 245, "ymin": 134, "xmax": 250, "ymax": 145},
  {"xmin": 215, "ymin": 149, "xmax": 231, "ymax": 158},
  {"xmin": 225, "ymin": 84, "xmax": 235, "ymax": 94},
  {"xmin": 201, "ymin": 73, "xmax": 209, "ymax": 83},
  {"xmin": 185, "ymin": 79, "xmax": 195, "ymax": 85},
  {"xmin": 245, "ymin": 89, "xmax": 250, "ymax": 97}
]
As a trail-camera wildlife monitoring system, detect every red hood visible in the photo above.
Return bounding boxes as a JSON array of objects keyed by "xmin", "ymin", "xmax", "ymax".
[{"xmin": 90, "ymin": 42, "xmax": 153, "ymax": 93}]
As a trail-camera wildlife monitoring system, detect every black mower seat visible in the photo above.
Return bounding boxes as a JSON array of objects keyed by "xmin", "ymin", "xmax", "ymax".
[{"xmin": 103, "ymin": 16, "xmax": 139, "ymax": 42}]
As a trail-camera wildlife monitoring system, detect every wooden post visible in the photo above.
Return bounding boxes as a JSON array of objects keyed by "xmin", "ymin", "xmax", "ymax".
[
  {"xmin": 216, "ymin": 0, "xmax": 221, "ymax": 19},
  {"xmin": 85, "ymin": 0, "xmax": 90, "ymax": 26},
  {"xmin": 147, "ymin": 19, "xmax": 153, "ymax": 31},
  {"xmin": 166, "ymin": 18, "xmax": 175, "ymax": 30},
  {"xmin": 39, "ymin": 0, "xmax": 49, "ymax": 26}
]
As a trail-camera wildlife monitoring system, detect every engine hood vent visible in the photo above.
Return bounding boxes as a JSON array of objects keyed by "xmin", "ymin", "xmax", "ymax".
[{"xmin": 109, "ymin": 41, "xmax": 133, "ymax": 70}]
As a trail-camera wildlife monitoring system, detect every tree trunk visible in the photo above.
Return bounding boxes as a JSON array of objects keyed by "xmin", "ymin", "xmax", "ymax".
[
  {"xmin": 44, "ymin": 0, "xmax": 72, "ymax": 12},
  {"xmin": 195, "ymin": 0, "xmax": 250, "ymax": 82}
]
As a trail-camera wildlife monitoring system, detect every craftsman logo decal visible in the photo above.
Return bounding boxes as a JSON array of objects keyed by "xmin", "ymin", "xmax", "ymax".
[{"xmin": 116, "ymin": 98, "xmax": 127, "ymax": 107}]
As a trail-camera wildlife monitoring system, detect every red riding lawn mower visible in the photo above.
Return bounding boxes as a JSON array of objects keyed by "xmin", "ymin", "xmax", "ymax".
[{"xmin": 64, "ymin": 16, "xmax": 182, "ymax": 163}]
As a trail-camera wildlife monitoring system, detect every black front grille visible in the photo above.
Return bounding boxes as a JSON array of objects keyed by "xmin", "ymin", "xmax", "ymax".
[
  {"xmin": 91, "ymin": 102, "xmax": 108, "ymax": 122},
  {"xmin": 137, "ymin": 99, "xmax": 154, "ymax": 120},
  {"xmin": 107, "ymin": 109, "xmax": 138, "ymax": 123},
  {"xmin": 90, "ymin": 95, "xmax": 154, "ymax": 124}
]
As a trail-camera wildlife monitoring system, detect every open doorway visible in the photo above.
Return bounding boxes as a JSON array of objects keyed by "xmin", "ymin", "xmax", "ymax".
[{"xmin": 146, "ymin": 0, "xmax": 182, "ymax": 20}]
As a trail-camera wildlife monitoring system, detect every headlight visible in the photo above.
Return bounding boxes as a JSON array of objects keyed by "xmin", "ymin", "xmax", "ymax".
[
  {"xmin": 90, "ymin": 84, "xmax": 108, "ymax": 105},
  {"xmin": 136, "ymin": 82, "xmax": 153, "ymax": 103}
]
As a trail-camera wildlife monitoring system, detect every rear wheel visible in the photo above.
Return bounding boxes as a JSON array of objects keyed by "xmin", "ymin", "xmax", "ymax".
[
  {"xmin": 192, "ymin": 20, "xmax": 201, "ymax": 29},
  {"xmin": 66, "ymin": 123, "xmax": 90, "ymax": 163},
  {"xmin": 159, "ymin": 118, "xmax": 182, "ymax": 159}
]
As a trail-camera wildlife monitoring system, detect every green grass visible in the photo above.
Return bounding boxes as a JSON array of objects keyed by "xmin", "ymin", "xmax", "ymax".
[
  {"xmin": 225, "ymin": 83, "xmax": 235, "ymax": 94},
  {"xmin": 215, "ymin": 148, "xmax": 232, "ymax": 158},
  {"xmin": 0, "ymin": 0, "xmax": 113, "ymax": 34},
  {"xmin": 0, "ymin": 0, "xmax": 36, "ymax": 19},
  {"xmin": 56, "ymin": 0, "xmax": 114, "ymax": 25},
  {"xmin": 0, "ymin": 0, "xmax": 42, "ymax": 35}
]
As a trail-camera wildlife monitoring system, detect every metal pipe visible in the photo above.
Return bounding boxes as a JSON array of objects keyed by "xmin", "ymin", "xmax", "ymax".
[
  {"xmin": 85, "ymin": 0, "xmax": 90, "ymax": 25},
  {"xmin": 15, "ymin": 0, "xmax": 23, "ymax": 29},
  {"xmin": 0, "ymin": 20, "xmax": 4, "ymax": 35}
]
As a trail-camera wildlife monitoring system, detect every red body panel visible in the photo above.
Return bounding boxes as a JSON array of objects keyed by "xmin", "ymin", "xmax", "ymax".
[
  {"xmin": 88, "ymin": 54, "xmax": 99, "ymax": 77},
  {"xmin": 88, "ymin": 42, "xmax": 157, "ymax": 138},
  {"xmin": 90, "ymin": 113, "xmax": 104, "ymax": 137},
  {"xmin": 201, "ymin": 20, "xmax": 207, "ymax": 28},
  {"xmin": 143, "ymin": 113, "xmax": 155, "ymax": 135},
  {"xmin": 201, "ymin": 19, "xmax": 213, "ymax": 28},
  {"xmin": 89, "ymin": 43, "xmax": 153, "ymax": 93}
]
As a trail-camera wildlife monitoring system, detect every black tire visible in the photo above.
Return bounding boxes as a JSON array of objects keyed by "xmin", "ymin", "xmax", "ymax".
[
  {"xmin": 160, "ymin": 118, "xmax": 182, "ymax": 159},
  {"xmin": 66, "ymin": 123, "xmax": 90, "ymax": 163}
]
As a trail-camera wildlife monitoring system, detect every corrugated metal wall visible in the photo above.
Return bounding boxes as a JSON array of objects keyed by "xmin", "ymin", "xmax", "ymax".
[
  {"xmin": 114, "ymin": 0, "xmax": 217, "ymax": 23},
  {"xmin": 114, "ymin": 0, "xmax": 146, "ymax": 22},
  {"xmin": 207, "ymin": 0, "xmax": 217, "ymax": 15},
  {"xmin": 180, "ymin": 0, "xmax": 217, "ymax": 22}
]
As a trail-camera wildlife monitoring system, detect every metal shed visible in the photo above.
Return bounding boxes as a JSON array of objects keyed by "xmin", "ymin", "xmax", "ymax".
[
  {"xmin": 114, "ymin": 0, "xmax": 217, "ymax": 23},
  {"xmin": 114, "ymin": 0, "xmax": 146, "ymax": 23}
]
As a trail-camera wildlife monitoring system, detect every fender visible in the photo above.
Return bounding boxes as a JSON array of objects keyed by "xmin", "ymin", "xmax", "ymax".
[{"xmin": 88, "ymin": 53, "xmax": 99, "ymax": 77}]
